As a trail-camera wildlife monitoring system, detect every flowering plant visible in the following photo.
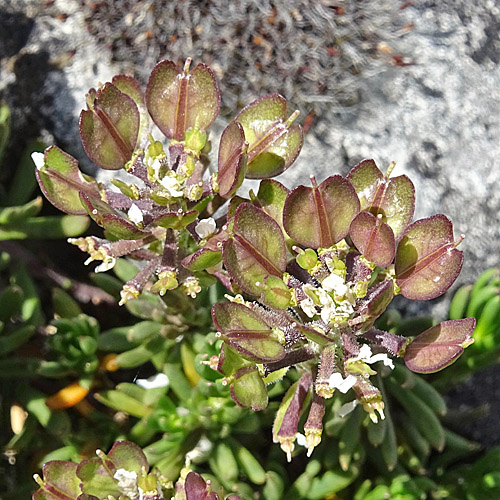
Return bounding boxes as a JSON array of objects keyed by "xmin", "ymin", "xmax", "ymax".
[{"xmin": 32, "ymin": 58, "xmax": 475, "ymax": 469}]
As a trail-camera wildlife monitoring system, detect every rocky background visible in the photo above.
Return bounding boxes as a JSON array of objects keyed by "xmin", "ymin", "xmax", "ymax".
[{"xmin": 1, "ymin": 0, "xmax": 499, "ymax": 443}]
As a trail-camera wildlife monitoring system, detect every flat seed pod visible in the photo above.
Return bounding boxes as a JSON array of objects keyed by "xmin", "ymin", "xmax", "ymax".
[
  {"xmin": 349, "ymin": 211, "xmax": 395, "ymax": 267},
  {"xmin": 80, "ymin": 83, "xmax": 140, "ymax": 170},
  {"xmin": 217, "ymin": 121, "xmax": 247, "ymax": 198},
  {"xmin": 404, "ymin": 318, "xmax": 475, "ymax": 373},
  {"xmin": 396, "ymin": 215, "xmax": 463, "ymax": 300},
  {"xmin": 283, "ymin": 175, "xmax": 360, "ymax": 248},
  {"xmin": 35, "ymin": 146, "xmax": 100, "ymax": 215},
  {"xmin": 146, "ymin": 59, "xmax": 220, "ymax": 141},
  {"xmin": 235, "ymin": 94, "xmax": 303, "ymax": 179},
  {"xmin": 223, "ymin": 203, "xmax": 286, "ymax": 296},
  {"xmin": 347, "ymin": 159, "xmax": 415, "ymax": 239}
]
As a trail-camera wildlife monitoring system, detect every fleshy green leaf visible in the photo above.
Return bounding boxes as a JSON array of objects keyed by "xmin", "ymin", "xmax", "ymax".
[
  {"xmin": 223, "ymin": 203, "xmax": 286, "ymax": 296},
  {"xmin": 146, "ymin": 59, "xmax": 220, "ymax": 141},
  {"xmin": 80, "ymin": 83, "xmax": 140, "ymax": 170},
  {"xmin": 33, "ymin": 461, "xmax": 80, "ymax": 500},
  {"xmin": 36, "ymin": 146, "xmax": 100, "ymax": 215},
  {"xmin": 347, "ymin": 159, "xmax": 415, "ymax": 239},
  {"xmin": 231, "ymin": 366, "xmax": 268, "ymax": 410},
  {"xmin": 349, "ymin": 211, "xmax": 395, "ymax": 267},
  {"xmin": 404, "ymin": 318, "xmax": 475, "ymax": 373},
  {"xmin": 235, "ymin": 94, "xmax": 303, "ymax": 179},
  {"xmin": 80, "ymin": 193, "xmax": 149, "ymax": 240},
  {"xmin": 217, "ymin": 121, "xmax": 247, "ymax": 198},
  {"xmin": 395, "ymin": 215, "xmax": 463, "ymax": 300},
  {"xmin": 283, "ymin": 175, "xmax": 360, "ymax": 248}
]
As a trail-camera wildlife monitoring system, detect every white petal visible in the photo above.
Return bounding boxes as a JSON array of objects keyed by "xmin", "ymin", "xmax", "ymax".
[
  {"xmin": 127, "ymin": 203, "xmax": 143, "ymax": 224},
  {"xmin": 94, "ymin": 257, "xmax": 116, "ymax": 273},
  {"xmin": 321, "ymin": 273, "xmax": 344, "ymax": 292},
  {"xmin": 296, "ymin": 432, "xmax": 307, "ymax": 447},
  {"xmin": 135, "ymin": 373, "xmax": 170, "ymax": 389},
  {"xmin": 195, "ymin": 217, "xmax": 217, "ymax": 239},
  {"xmin": 31, "ymin": 152, "xmax": 45, "ymax": 170},
  {"xmin": 328, "ymin": 373, "xmax": 357, "ymax": 393},
  {"xmin": 358, "ymin": 344, "xmax": 373, "ymax": 361},
  {"xmin": 368, "ymin": 353, "xmax": 395, "ymax": 369},
  {"xmin": 338, "ymin": 400, "xmax": 359, "ymax": 418}
]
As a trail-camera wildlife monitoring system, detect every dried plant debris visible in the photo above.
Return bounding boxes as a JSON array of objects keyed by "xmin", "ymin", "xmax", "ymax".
[{"xmin": 78, "ymin": 0, "xmax": 411, "ymax": 123}]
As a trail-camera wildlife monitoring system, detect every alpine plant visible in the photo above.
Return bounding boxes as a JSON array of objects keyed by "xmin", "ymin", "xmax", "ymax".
[{"xmin": 33, "ymin": 59, "xmax": 475, "ymax": 462}]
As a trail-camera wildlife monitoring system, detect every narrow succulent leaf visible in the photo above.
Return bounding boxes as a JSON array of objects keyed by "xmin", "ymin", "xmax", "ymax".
[
  {"xmin": 395, "ymin": 215, "xmax": 464, "ymax": 300},
  {"xmin": 404, "ymin": 318, "xmax": 476, "ymax": 373},
  {"xmin": 349, "ymin": 211, "xmax": 395, "ymax": 267},
  {"xmin": 0, "ymin": 215, "xmax": 90, "ymax": 240},
  {"xmin": 217, "ymin": 121, "xmax": 247, "ymax": 198},
  {"xmin": 80, "ymin": 193, "xmax": 149, "ymax": 240},
  {"xmin": 80, "ymin": 83, "xmax": 140, "ymax": 170},
  {"xmin": 223, "ymin": 203, "xmax": 286, "ymax": 296},
  {"xmin": 146, "ymin": 59, "xmax": 220, "ymax": 140},
  {"xmin": 231, "ymin": 366, "xmax": 268, "ymax": 410},
  {"xmin": 33, "ymin": 461, "xmax": 80, "ymax": 500},
  {"xmin": 283, "ymin": 176, "xmax": 360, "ymax": 248},
  {"xmin": 235, "ymin": 94, "xmax": 303, "ymax": 178},
  {"xmin": 347, "ymin": 159, "xmax": 415, "ymax": 239},
  {"xmin": 36, "ymin": 146, "xmax": 100, "ymax": 215}
]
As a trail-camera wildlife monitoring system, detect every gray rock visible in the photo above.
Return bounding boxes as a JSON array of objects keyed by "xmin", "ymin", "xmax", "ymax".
[{"xmin": 1, "ymin": 0, "xmax": 498, "ymax": 302}]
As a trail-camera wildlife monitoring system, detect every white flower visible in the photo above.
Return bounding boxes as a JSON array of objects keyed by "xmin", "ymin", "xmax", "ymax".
[
  {"xmin": 31, "ymin": 152, "xmax": 45, "ymax": 170},
  {"xmin": 114, "ymin": 469, "xmax": 139, "ymax": 498},
  {"xmin": 338, "ymin": 399, "xmax": 359, "ymax": 418},
  {"xmin": 127, "ymin": 203, "xmax": 143, "ymax": 225},
  {"xmin": 94, "ymin": 256, "xmax": 116, "ymax": 273},
  {"xmin": 321, "ymin": 272, "xmax": 347, "ymax": 295},
  {"xmin": 195, "ymin": 217, "xmax": 217, "ymax": 239},
  {"xmin": 351, "ymin": 344, "xmax": 394, "ymax": 369},
  {"xmin": 328, "ymin": 372, "xmax": 358, "ymax": 393},
  {"xmin": 135, "ymin": 373, "xmax": 170, "ymax": 389},
  {"xmin": 159, "ymin": 175, "xmax": 184, "ymax": 197}
]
